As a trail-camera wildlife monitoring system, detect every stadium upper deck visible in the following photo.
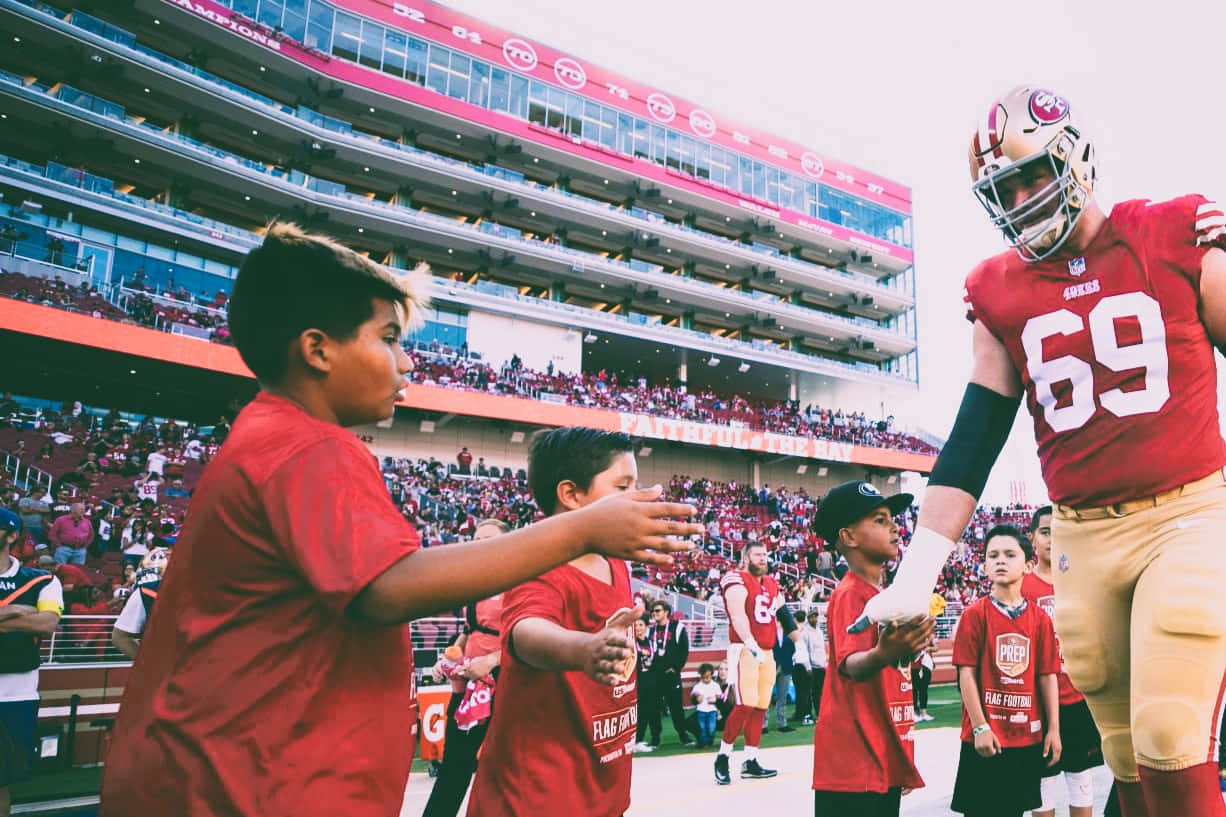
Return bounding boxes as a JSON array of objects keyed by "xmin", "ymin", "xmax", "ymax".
[{"xmin": 0, "ymin": 0, "xmax": 921, "ymax": 419}]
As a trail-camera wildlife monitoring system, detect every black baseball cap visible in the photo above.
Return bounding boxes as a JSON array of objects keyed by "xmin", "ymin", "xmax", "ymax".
[{"xmin": 813, "ymin": 481, "xmax": 913, "ymax": 546}]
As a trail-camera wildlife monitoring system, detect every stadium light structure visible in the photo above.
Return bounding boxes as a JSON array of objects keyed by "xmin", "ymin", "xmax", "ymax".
[
  {"xmin": 584, "ymin": 333, "xmax": 597, "ymax": 344},
  {"xmin": 638, "ymin": 446, "xmax": 652, "ymax": 457},
  {"xmin": 738, "ymin": 362, "xmax": 750, "ymax": 373},
  {"xmin": 707, "ymin": 356, "xmax": 721, "ymax": 367}
]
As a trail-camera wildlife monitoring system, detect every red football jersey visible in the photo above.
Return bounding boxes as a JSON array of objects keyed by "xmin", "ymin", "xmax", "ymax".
[
  {"xmin": 953, "ymin": 596, "xmax": 1060, "ymax": 748},
  {"xmin": 812, "ymin": 572, "xmax": 923, "ymax": 793},
  {"xmin": 1021, "ymin": 572, "xmax": 1083, "ymax": 706},
  {"xmin": 101, "ymin": 394, "xmax": 421, "ymax": 817},
  {"xmin": 720, "ymin": 569, "xmax": 781, "ymax": 650},
  {"xmin": 964, "ymin": 195, "xmax": 1226, "ymax": 507},
  {"xmin": 467, "ymin": 559, "xmax": 637, "ymax": 817}
]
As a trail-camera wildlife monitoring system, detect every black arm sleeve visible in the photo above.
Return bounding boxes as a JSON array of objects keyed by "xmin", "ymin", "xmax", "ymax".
[
  {"xmin": 776, "ymin": 605, "xmax": 798, "ymax": 637},
  {"xmin": 927, "ymin": 382, "xmax": 1020, "ymax": 499}
]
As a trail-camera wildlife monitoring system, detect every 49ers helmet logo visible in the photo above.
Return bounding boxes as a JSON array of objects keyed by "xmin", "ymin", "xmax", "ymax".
[
  {"xmin": 1027, "ymin": 90, "xmax": 1069, "ymax": 125},
  {"xmin": 995, "ymin": 633, "xmax": 1032, "ymax": 678}
]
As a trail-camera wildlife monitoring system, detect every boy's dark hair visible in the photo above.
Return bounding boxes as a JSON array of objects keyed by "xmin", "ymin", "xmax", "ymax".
[
  {"xmin": 698, "ymin": 663, "xmax": 714, "ymax": 676},
  {"xmin": 228, "ymin": 223, "xmax": 428, "ymax": 383},
  {"xmin": 527, "ymin": 427, "xmax": 634, "ymax": 516},
  {"xmin": 984, "ymin": 523, "xmax": 1034, "ymax": 561},
  {"xmin": 1030, "ymin": 505, "xmax": 1053, "ymax": 532}
]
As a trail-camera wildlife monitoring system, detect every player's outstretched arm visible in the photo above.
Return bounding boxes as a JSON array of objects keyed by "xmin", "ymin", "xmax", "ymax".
[
  {"xmin": 850, "ymin": 322, "xmax": 1022, "ymax": 633},
  {"xmin": 353, "ymin": 487, "xmax": 700, "ymax": 623},
  {"xmin": 509, "ymin": 605, "xmax": 642, "ymax": 685}
]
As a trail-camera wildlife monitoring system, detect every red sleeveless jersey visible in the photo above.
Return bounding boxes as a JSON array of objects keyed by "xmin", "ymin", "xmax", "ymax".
[
  {"xmin": 720, "ymin": 569, "xmax": 781, "ymax": 650},
  {"xmin": 964, "ymin": 195, "xmax": 1226, "ymax": 507}
]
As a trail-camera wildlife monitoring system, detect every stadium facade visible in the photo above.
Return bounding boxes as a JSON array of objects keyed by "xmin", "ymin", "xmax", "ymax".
[{"xmin": 0, "ymin": 0, "xmax": 932, "ymax": 486}]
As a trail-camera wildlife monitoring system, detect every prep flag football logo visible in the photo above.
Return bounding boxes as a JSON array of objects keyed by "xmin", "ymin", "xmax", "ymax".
[{"xmin": 995, "ymin": 633, "xmax": 1031, "ymax": 678}]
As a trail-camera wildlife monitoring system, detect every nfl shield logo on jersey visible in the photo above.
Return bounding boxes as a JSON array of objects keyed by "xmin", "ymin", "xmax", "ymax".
[
  {"xmin": 1068, "ymin": 256, "xmax": 1087, "ymax": 276},
  {"xmin": 995, "ymin": 634, "xmax": 1032, "ymax": 678}
]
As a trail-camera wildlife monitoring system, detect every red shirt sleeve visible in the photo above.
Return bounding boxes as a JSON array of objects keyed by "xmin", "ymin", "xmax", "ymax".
[
  {"xmin": 827, "ymin": 582, "xmax": 877, "ymax": 674},
  {"xmin": 500, "ymin": 572, "xmax": 568, "ymax": 659},
  {"xmin": 262, "ymin": 435, "xmax": 420, "ymax": 614},
  {"xmin": 1035, "ymin": 609, "xmax": 1060, "ymax": 675},
  {"xmin": 952, "ymin": 603, "xmax": 984, "ymax": 668}
]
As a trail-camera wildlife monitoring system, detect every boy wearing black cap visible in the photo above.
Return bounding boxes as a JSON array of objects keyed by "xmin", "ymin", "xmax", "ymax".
[{"xmin": 810, "ymin": 481, "xmax": 931, "ymax": 817}]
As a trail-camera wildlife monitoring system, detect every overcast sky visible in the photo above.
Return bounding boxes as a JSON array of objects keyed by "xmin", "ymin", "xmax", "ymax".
[{"xmin": 443, "ymin": 0, "xmax": 1226, "ymax": 504}]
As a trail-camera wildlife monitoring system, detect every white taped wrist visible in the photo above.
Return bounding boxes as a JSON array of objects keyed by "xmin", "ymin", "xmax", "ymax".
[{"xmin": 891, "ymin": 527, "xmax": 956, "ymax": 595}]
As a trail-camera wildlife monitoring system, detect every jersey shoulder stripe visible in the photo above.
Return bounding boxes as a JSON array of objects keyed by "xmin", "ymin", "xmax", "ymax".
[{"xmin": 719, "ymin": 571, "xmax": 745, "ymax": 590}]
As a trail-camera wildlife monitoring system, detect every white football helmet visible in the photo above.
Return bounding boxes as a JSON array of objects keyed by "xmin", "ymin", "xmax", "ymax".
[{"xmin": 969, "ymin": 85, "xmax": 1096, "ymax": 262}]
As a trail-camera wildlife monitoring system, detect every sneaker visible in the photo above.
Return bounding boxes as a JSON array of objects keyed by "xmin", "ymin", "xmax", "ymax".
[
  {"xmin": 921, "ymin": 713, "xmax": 936, "ymax": 722},
  {"xmin": 635, "ymin": 742, "xmax": 654, "ymax": 753},
  {"xmin": 714, "ymin": 754, "xmax": 731, "ymax": 785},
  {"xmin": 778, "ymin": 724, "xmax": 796, "ymax": 733},
  {"xmin": 802, "ymin": 716, "xmax": 814, "ymax": 725},
  {"xmin": 741, "ymin": 758, "xmax": 778, "ymax": 779}
]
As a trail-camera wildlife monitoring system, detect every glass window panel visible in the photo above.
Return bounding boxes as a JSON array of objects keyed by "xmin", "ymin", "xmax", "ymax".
[
  {"xmin": 753, "ymin": 162, "xmax": 767, "ymax": 200},
  {"xmin": 257, "ymin": 0, "xmax": 283, "ymax": 28},
  {"xmin": 509, "ymin": 74, "xmax": 529, "ymax": 118},
  {"xmin": 447, "ymin": 53, "xmax": 470, "ymax": 100},
  {"xmin": 358, "ymin": 20, "xmax": 383, "ymax": 69},
  {"xmin": 468, "ymin": 60, "xmax": 489, "ymax": 107},
  {"xmin": 282, "ymin": 8, "xmax": 306, "ymax": 41},
  {"xmin": 581, "ymin": 100, "xmax": 600, "ymax": 141},
  {"xmin": 489, "ymin": 67, "xmax": 510, "ymax": 112},
  {"xmin": 651, "ymin": 126, "xmax": 666, "ymax": 166},
  {"xmin": 382, "ymin": 29, "xmax": 407, "ymax": 78},
  {"xmin": 283, "ymin": 0, "xmax": 307, "ymax": 15},
  {"xmin": 527, "ymin": 80, "xmax": 548, "ymax": 125},
  {"xmin": 305, "ymin": 1, "xmax": 332, "ymax": 50},
  {"xmin": 765, "ymin": 166, "xmax": 779, "ymax": 205},
  {"xmin": 232, "ymin": 0, "xmax": 258, "ymax": 16},
  {"xmin": 599, "ymin": 108, "xmax": 616, "ymax": 149},
  {"xmin": 665, "ymin": 130, "xmax": 680, "ymax": 170},
  {"xmin": 546, "ymin": 87, "xmax": 567, "ymax": 131},
  {"xmin": 739, "ymin": 157, "xmax": 754, "ymax": 196},
  {"xmin": 330, "ymin": 11, "xmax": 360, "ymax": 62},
  {"xmin": 631, "ymin": 117, "xmax": 649, "ymax": 159},
  {"xmin": 426, "ymin": 44, "xmax": 449, "ymax": 94},
  {"xmin": 406, "ymin": 37, "xmax": 428, "ymax": 84},
  {"xmin": 679, "ymin": 135, "xmax": 696, "ymax": 176}
]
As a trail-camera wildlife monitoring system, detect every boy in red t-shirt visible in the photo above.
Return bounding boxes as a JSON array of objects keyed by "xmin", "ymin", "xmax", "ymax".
[
  {"xmin": 952, "ymin": 524, "xmax": 1061, "ymax": 817},
  {"xmin": 810, "ymin": 481, "xmax": 931, "ymax": 817},
  {"xmin": 100, "ymin": 226, "xmax": 701, "ymax": 817},
  {"xmin": 468, "ymin": 427, "xmax": 646, "ymax": 817}
]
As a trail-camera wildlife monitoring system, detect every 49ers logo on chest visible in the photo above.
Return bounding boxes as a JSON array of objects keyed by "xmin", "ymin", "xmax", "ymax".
[{"xmin": 995, "ymin": 633, "xmax": 1032, "ymax": 678}]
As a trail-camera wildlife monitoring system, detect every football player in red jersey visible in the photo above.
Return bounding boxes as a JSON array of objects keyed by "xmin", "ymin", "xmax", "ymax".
[
  {"xmin": 1021, "ymin": 506, "xmax": 1102, "ymax": 817},
  {"xmin": 714, "ymin": 542, "xmax": 782, "ymax": 784},
  {"xmin": 852, "ymin": 85, "xmax": 1226, "ymax": 816}
]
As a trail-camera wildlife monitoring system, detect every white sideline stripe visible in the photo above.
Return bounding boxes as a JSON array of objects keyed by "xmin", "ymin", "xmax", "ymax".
[{"xmin": 38, "ymin": 702, "xmax": 119, "ymax": 718}]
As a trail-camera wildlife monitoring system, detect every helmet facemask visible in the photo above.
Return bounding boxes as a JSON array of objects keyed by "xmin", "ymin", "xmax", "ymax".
[{"xmin": 972, "ymin": 140, "xmax": 1087, "ymax": 262}]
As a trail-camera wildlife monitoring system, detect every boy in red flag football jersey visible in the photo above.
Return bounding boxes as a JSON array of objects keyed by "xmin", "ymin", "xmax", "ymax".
[
  {"xmin": 953, "ymin": 525, "xmax": 1060, "ymax": 817},
  {"xmin": 810, "ymin": 481, "xmax": 929, "ymax": 817},
  {"xmin": 467, "ymin": 427, "xmax": 647, "ymax": 817},
  {"xmin": 101, "ymin": 227, "xmax": 700, "ymax": 817}
]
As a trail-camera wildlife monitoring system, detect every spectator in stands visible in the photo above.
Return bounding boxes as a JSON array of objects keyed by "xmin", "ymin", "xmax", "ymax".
[
  {"xmin": 163, "ymin": 478, "xmax": 190, "ymax": 499},
  {"xmin": 111, "ymin": 549, "xmax": 169, "ymax": 661},
  {"xmin": 476, "ymin": 457, "xmax": 488, "ymax": 477},
  {"xmin": 634, "ymin": 616, "xmax": 657, "ymax": 752},
  {"xmin": 798, "ymin": 609, "xmax": 827, "ymax": 723},
  {"xmin": 0, "ymin": 507, "xmax": 63, "ymax": 817},
  {"xmin": 767, "ymin": 621, "xmax": 797, "ymax": 734},
  {"xmin": 456, "ymin": 446, "xmax": 473, "ymax": 475},
  {"xmin": 16, "ymin": 491, "xmax": 49, "ymax": 545},
  {"xmin": 49, "ymin": 502, "xmax": 93, "ymax": 565}
]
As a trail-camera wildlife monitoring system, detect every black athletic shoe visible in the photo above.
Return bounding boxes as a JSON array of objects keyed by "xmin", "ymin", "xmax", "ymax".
[
  {"xmin": 741, "ymin": 759, "xmax": 778, "ymax": 779},
  {"xmin": 778, "ymin": 724, "xmax": 796, "ymax": 733},
  {"xmin": 714, "ymin": 754, "xmax": 731, "ymax": 785}
]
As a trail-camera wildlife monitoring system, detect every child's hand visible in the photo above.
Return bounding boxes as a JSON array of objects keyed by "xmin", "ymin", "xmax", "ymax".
[
  {"xmin": 876, "ymin": 617, "xmax": 934, "ymax": 664},
  {"xmin": 973, "ymin": 727, "xmax": 1002, "ymax": 758},
  {"xmin": 581, "ymin": 605, "xmax": 643, "ymax": 685},
  {"xmin": 1043, "ymin": 731, "xmax": 1062, "ymax": 767},
  {"xmin": 579, "ymin": 487, "xmax": 704, "ymax": 565}
]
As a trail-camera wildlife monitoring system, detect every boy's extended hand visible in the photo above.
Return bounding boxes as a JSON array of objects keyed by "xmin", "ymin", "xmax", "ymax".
[
  {"xmin": 582, "ymin": 605, "xmax": 643, "ymax": 686},
  {"xmin": 579, "ymin": 486, "xmax": 703, "ymax": 565},
  {"xmin": 875, "ymin": 616, "xmax": 934, "ymax": 665}
]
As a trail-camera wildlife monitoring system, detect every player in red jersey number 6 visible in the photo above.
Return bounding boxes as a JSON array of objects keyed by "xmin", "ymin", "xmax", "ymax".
[{"xmin": 851, "ymin": 85, "xmax": 1226, "ymax": 817}]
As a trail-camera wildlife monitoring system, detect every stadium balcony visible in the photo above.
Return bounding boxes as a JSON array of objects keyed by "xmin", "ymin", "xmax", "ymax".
[
  {"xmin": 0, "ymin": 63, "xmax": 916, "ymax": 361},
  {"xmin": 21, "ymin": 2, "xmax": 911, "ymax": 305}
]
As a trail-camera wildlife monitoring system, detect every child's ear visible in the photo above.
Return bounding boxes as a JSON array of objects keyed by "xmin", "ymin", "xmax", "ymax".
[{"xmin": 554, "ymin": 479, "xmax": 583, "ymax": 512}]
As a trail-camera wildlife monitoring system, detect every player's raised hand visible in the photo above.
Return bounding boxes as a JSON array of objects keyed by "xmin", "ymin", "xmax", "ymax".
[
  {"xmin": 848, "ymin": 528, "xmax": 955, "ymax": 633},
  {"xmin": 974, "ymin": 726, "xmax": 1002, "ymax": 758},
  {"xmin": 579, "ymin": 485, "xmax": 703, "ymax": 566},
  {"xmin": 1043, "ymin": 730, "xmax": 1062, "ymax": 767},
  {"xmin": 582, "ymin": 605, "xmax": 643, "ymax": 686}
]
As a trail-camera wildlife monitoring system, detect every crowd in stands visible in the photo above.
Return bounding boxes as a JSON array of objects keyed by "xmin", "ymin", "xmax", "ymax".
[
  {"xmin": 0, "ymin": 270, "xmax": 127, "ymax": 321},
  {"xmin": 1, "ymin": 391, "xmax": 1023, "ymax": 644},
  {"xmin": 410, "ymin": 348, "xmax": 938, "ymax": 455}
]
